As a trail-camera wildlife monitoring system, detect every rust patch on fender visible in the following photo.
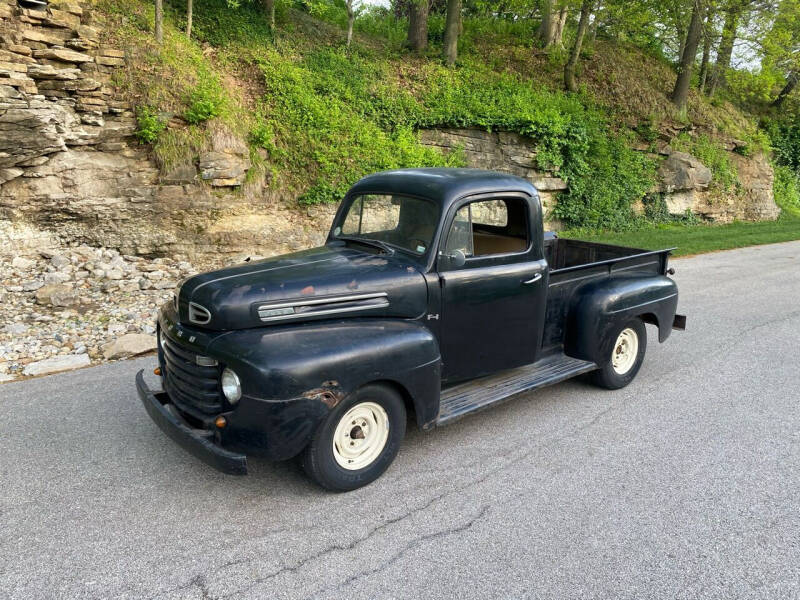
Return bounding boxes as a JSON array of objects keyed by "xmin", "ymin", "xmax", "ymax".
[
  {"xmin": 303, "ymin": 382, "xmax": 344, "ymax": 408},
  {"xmin": 300, "ymin": 285, "xmax": 315, "ymax": 296}
]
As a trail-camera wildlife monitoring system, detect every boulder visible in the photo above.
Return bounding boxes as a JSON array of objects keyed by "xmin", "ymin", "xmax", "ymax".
[
  {"xmin": 198, "ymin": 123, "xmax": 251, "ymax": 187},
  {"xmin": 35, "ymin": 284, "xmax": 79, "ymax": 306},
  {"xmin": 102, "ymin": 334, "xmax": 157, "ymax": 360},
  {"xmin": 23, "ymin": 354, "xmax": 90, "ymax": 376},
  {"xmin": 32, "ymin": 48, "xmax": 94, "ymax": 64},
  {"xmin": 11, "ymin": 256, "xmax": 35, "ymax": 269},
  {"xmin": 657, "ymin": 151, "xmax": 712, "ymax": 193}
]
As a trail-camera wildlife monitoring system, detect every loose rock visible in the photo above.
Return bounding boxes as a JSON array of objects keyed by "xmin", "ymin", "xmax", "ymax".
[
  {"xmin": 102, "ymin": 333, "xmax": 157, "ymax": 360},
  {"xmin": 22, "ymin": 354, "xmax": 90, "ymax": 376}
]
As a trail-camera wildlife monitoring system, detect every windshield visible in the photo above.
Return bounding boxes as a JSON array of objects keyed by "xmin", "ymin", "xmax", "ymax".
[{"xmin": 333, "ymin": 194, "xmax": 438, "ymax": 256}]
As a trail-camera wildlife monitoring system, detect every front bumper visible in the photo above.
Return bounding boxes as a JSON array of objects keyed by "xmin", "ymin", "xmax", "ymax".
[{"xmin": 136, "ymin": 369, "xmax": 248, "ymax": 475}]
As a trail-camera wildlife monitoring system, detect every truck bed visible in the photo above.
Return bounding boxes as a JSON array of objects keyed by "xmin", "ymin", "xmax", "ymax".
[{"xmin": 541, "ymin": 236, "xmax": 674, "ymax": 354}]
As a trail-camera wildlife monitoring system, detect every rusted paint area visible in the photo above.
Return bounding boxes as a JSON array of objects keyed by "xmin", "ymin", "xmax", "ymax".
[
  {"xmin": 302, "ymin": 380, "xmax": 344, "ymax": 408},
  {"xmin": 347, "ymin": 279, "xmax": 359, "ymax": 290},
  {"xmin": 300, "ymin": 285, "xmax": 315, "ymax": 296}
]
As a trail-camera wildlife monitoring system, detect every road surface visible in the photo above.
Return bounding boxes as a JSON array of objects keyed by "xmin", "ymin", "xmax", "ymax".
[{"xmin": 2, "ymin": 241, "xmax": 799, "ymax": 599}]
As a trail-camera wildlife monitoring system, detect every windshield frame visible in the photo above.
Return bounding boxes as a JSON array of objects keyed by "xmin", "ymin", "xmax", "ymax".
[{"xmin": 328, "ymin": 192, "xmax": 441, "ymax": 261}]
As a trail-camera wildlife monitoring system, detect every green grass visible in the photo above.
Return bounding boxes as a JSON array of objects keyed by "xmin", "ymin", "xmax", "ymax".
[{"xmin": 563, "ymin": 213, "xmax": 800, "ymax": 256}]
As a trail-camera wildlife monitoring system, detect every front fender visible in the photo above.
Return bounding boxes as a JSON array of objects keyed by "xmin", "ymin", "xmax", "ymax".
[
  {"xmin": 208, "ymin": 319, "xmax": 441, "ymax": 459},
  {"xmin": 565, "ymin": 275, "xmax": 679, "ymax": 363}
]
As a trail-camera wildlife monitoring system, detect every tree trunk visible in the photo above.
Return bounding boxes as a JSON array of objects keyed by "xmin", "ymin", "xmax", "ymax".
[
  {"xmin": 407, "ymin": 0, "xmax": 429, "ymax": 53},
  {"xmin": 564, "ymin": 0, "xmax": 593, "ymax": 92},
  {"xmin": 772, "ymin": 72, "xmax": 798, "ymax": 107},
  {"xmin": 552, "ymin": 6, "xmax": 568, "ymax": 47},
  {"xmin": 538, "ymin": 0, "xmax": 554, "ymax": 47},
  {"xmin": 346, "ymin": 0, "xmax": 355, "ymax": 47},
  {"xmin": 186, "ymin": 0, "xmax": 193, "ymax": 38},
  {"xmin": 697, "ymin": 5, "xmax": 714, "ymax": 92},
  {"xmin": 261, "ymin": 0, "xmax": 275, "ymax": 31},
  {"xmin": 707, "ymin": 4, "xmax": 739, "ymax": 95},
  {"xmin": 443, "ymin": 0, "xmax": 461, "ymax": 66},
  {"xmin": 154, "ymin": 0, "xmax": 163, "ymax": 43},
  {"xmin": 671, "ymin": 0, "xmax": 704, "ymax": 111}
]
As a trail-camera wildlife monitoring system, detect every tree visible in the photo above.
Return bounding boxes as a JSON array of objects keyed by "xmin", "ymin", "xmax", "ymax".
[
  {"xmin": 346, "ymin": 0, "xmax": 356, "ymax": 46},
  {"xmin": 539, "ymin": 0, "xmax": 568, "ymax": 48},
  {"xmin": 407, "ymin": 0, "xmax": 430, "ymax": 53},
  {"xmin": 707, "ymin": 0, "xmax": 743, "ymax": 95},
  {"xmin": 671, "ymin": 0, "xmax": 705, "ymax": 110},
  {"xmin": 773, "ymin": 71, "xmax": 798, "ymax": 106},
  {"xmin": 443, "ymin": 0, "xmax": 462, "ymax": 65},
  {"xmin": 262, "ymin": 0, "xmax": 276, "ymax": 31},
  {"xmin": 186, "ymin": 0, "xmax": 193, "ymax": 38},
  {"xmin": 564, "ymin": 0, "xmax": 593, "ymax": 91},
  {"xmin": 697, "ymin": 3, "xmax": 716, "ymax": 92},
  {"xmin": 155, "ymin": 0, "xmax": 163, "ymax": 43}
]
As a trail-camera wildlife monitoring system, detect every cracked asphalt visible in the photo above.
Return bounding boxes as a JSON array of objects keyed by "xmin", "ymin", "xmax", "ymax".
[{"xmin": 2, "ymin": 241, "xmax": 800, "ymax": 599}]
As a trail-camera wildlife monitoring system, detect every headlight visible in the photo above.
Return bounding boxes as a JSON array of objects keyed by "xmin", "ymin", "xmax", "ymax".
[{"xmin": 221, "ymin": 368, "xmax": 241, "ymax": 404}]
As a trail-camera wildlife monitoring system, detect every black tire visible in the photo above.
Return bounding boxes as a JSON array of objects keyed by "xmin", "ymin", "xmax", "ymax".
[
  {"xmin": 302, "ymin": 384, "xmax": 406, "ymax": 492},
  {"xmin": 589, "ymin": 317, "xmax": 647, "ymax": 390}
]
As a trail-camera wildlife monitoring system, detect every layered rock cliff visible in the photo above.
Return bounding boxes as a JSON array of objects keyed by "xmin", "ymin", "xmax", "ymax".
[{"xmin": 0, "ymin": 0, "xmax": 781, "ymax": 264}]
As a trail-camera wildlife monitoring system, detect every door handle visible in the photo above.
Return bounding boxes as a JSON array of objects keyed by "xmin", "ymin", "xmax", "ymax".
[{"xmin": 522, "ymin": 273, "xmax": 542, "ymax": 285}]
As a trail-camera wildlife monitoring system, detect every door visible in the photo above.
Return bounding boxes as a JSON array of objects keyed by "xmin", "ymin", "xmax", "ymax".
[{"xmin": 438, "ymin": 196, "xmax": 548, "ymax": 383}]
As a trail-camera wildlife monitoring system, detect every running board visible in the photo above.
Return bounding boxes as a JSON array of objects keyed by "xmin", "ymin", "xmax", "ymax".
[{"xmin": 436, "ymin": 356, "xmax": 597, "ymax": 426}]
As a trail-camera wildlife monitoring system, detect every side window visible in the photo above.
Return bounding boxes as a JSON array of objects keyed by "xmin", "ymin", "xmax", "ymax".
[
  {"xmin": 444, "ymin": 205, "xmax": 474, "ymax": 256},
  {"xmin": 470, "ymin": 199, "xmax": 507, "ymax": 227},
  {"xmin": 444, "ymin": 197, "xmax": 529, "ymax": 261}
]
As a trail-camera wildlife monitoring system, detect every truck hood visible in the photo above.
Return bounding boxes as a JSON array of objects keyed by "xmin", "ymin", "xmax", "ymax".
[{"xmin": 176, "ymin": 244, "xmax": 428, "ymax": 330}]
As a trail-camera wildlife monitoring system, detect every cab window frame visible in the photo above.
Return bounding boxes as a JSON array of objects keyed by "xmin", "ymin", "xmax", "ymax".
[{"xmin": 438, "ymin": 193, "xmax": 533, "ymax": 271}]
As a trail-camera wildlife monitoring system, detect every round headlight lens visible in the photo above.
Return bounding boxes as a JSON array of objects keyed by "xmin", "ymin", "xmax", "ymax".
[{"xmin": 221, "ymin": 368, "xmax": 242, "ymax": 404}]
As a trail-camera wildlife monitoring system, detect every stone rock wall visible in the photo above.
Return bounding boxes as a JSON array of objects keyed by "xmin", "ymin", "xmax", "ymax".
[
  {"xmin": 0, "ymin": 0, "xmax": 332, "ymax": 262},
  {"xmin": 0, "ymin": 0, "xmax": 782, "ymax": 263},
  {"xmin": 421, "ymin": 127, "xmax": 780, "ymax": 225},
  {"xmin": 419, "ymin": 128, "xmax": 568, "ymax": 229}
]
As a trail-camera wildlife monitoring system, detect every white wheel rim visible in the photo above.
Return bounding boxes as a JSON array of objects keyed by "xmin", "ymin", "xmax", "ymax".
[
  {"xmin": 612, "ymin": 328, "xmax": 639, "ymax": 375},
  {"xmin": 332, "ymin": 402, "xmax": 390, "ymax": 471}
]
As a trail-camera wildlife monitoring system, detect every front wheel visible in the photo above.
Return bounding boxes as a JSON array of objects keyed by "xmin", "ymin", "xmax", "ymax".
[
  {"xmin": 589, "ymin": 318, "xmax": 647, "ymax": 390},
  {"xmin": 302, "ymin": 384, "xmax": 406, "ymax": 491}
]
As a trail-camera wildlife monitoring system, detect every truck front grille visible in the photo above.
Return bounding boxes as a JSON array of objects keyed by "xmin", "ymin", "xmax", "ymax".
[{"xmin": 160, "ymin": 335, "xmax": 223, "ymax": 419}]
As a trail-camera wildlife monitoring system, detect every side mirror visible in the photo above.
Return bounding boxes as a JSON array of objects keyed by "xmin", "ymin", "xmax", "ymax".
[{"xmin": 441, "ymin": 249, "xmax": 466, "ymax": 269}]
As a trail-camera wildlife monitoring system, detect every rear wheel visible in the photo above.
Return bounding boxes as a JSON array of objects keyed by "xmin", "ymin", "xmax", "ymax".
[
  {"xmin": 302, "ymin": 384, "xmax": 406, "ymax": 491},
  {"xmin": 590, "ymin": 318, "xmax": 647, "ymax": 390}
]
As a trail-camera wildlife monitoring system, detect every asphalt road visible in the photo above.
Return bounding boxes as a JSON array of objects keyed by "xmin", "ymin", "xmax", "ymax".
[{"xmin": 2, "ymin": 241, "xmax": 800, "ymax": 600}]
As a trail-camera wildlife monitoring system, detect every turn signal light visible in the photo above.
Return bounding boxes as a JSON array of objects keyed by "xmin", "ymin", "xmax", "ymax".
[
  {"xmin": 153, "ymin": 367, "xmax": 162, "ymax": 376},
  {"xmin": 215, "ymin": 416, "xmax": 227, "ymax": 429}
]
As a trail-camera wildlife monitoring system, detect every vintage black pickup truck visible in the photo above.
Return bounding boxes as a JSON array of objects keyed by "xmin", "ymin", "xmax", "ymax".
[{"xmin": 137, "ymin": 168, "xmax": 685, "ymax": 491}]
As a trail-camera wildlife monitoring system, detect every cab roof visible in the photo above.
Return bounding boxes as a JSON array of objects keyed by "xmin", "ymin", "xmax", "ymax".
[{"xmin": 347, "ymin": 168, "xmax": 539, "ymax": 209}]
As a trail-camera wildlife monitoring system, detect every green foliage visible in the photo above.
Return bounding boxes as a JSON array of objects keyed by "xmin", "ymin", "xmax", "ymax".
[
  {"xmin": 552, "ymin": 133, "xmax": 656, "ymax": 229},
  {"xmin": 774, "ymin": 165, "xmax": 800, "ymax": 217},
  {"xmin": 641, "ymin": 194, "xmax": 699, "ymax": 225},
  {"xmin": 184, "ymin": 78, "xmax": 227, "ymax": 124},
  {"xmin": 134, "ymin": 106, "xmax": 167, "ymax": 144},
  {"xmin": 765, "ymin": 117, "xmax": 800, "ymax": 174},
  {"xmin": 253, "ymin": 48, "xmax": 462, "ymax": 204},
  {"xmin": 672, "ymin": 133, "xmax": 740, "ymax": 193}
]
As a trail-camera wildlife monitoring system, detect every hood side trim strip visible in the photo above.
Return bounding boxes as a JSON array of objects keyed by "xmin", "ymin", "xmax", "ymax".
[
  {"xmin": 257, "ymin": 292, "xmax": 389, "ymax": 323},
  {"xmin": 258, "ymin": 292, "xmax": 388, "ymax": 310}
]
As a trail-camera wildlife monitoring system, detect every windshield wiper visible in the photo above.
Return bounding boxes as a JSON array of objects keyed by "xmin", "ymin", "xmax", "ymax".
[{"xmin": 337, "ymin": 236, "xmax": 395, "ymax": 255}]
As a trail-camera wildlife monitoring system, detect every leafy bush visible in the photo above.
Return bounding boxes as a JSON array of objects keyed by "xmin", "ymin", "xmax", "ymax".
[
  {"xmin": 134, "ymin": 106, "xmax": 167, "ymax": 144},
  {"xmin": 765, "ymin": 116, "xmax": 800, "ymax": 174},
  {"xmin": 184, "ymin": 79, "xmax": 226, "ymax": 124},
  {"xmin": 774, "ymin": 165, "xmax": 800, "ymax": 218}
]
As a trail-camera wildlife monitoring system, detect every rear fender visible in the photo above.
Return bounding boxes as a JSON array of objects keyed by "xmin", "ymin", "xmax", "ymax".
[{"xmin": 565, "ymin": 274, "xmax": 678, "ymax": 363}]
